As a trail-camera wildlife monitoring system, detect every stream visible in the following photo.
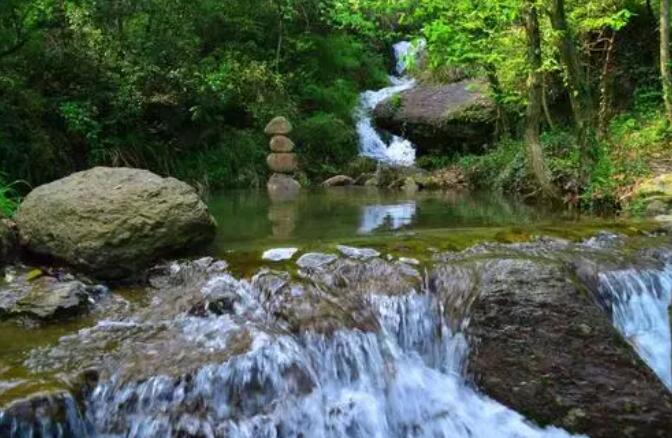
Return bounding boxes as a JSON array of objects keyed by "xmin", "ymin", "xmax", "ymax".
[
  {"xmin": 1, "ymin": 188, "xmax": 672, "ymax": 437},
  {"xmin": 1, "ymin": 40, "xmax": 672, "ymax": 438}
]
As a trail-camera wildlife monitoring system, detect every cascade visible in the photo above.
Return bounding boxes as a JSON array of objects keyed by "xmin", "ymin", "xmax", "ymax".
[
  {"xmin": 355, "ymin": 41, "xmax": 424, "ymax": 167},
  {"xmin": 73, "ymin": 268, "xmax": 579, "ymax": 437},
  {"xmin": 597, "ymin": 265, "xmax": 672, "ymax": 389}
]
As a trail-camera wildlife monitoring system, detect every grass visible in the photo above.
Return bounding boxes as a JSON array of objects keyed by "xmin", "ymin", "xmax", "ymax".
[{"xmin": 0, "ymin": 176, "xmax": 20, "ymax": 217}]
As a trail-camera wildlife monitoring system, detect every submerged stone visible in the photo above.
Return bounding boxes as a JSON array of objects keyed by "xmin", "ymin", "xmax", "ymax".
[{"xmin": 267, "ymin": 173, "xmax": 301, "ymax": 201}]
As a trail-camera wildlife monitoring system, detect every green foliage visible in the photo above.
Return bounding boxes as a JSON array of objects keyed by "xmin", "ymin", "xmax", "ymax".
[
  {"xmin": 458, "ymin": 139, "xmax": 527, "ymax": 194},
  {"xmin": 0, "ymin": 0, "xmax": 387, "ymax": 191},
  {"xmin": 294, "ymin": 112, "xmax": 358, "ymax": 180},
  {"xmin": 0, "ymin": 175, "xmax": 19, "ymax": 217}
]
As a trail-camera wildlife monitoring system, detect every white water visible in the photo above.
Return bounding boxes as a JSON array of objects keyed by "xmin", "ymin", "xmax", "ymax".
[
  {"xmin": 81, "ymin": 271, "xmax": 580, "ymax": 438},
  {"xmin": 598, "ymin": 266, "xmax": 672, "ymax": 389},
  {"xmin": 355, "ymin": 41, "xmax": 423, "ymax": 166}
]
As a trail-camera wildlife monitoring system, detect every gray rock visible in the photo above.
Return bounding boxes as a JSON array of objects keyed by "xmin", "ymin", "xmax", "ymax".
[
  {"xmin": 322, "ymin": 175, "xmax": 355, "ymax": 187},
  {"xmin": 262, "ymin": 248, "xmax": 299, "ymax": 262},
  {"xmin": 14, "ymin": 167, "xmax": 217, "ymax": 280},
  {"xmin": 296, "ymin": 253, "xmax": 338, "ymax": 269},
  {"xmin": 336, "ymin": 245, "xmax": 380, "ymax": 260},
  {"xmin": 264, "ymin": 116, "xmax": 293, "ymax": 136},
  {"xmin": 269, "ymin": 135, "xmax": 295, "ymax": 152},
  {"xmin": 373, "ymin": 79, "xmax": 496, "ymax": 155},
  {"xmin": 0, "ymin": 272, "xmax": 92, "ymax": 320},
  {"xmin": 267, "ymin": 153, "xmax": 298, "ymax": 173}
]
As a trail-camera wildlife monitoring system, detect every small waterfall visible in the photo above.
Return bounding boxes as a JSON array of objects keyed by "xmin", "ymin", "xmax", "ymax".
[
  {"xmin": 597, "ymin": 266, "xmax": 672, "ymax": 389},
  {"xmin": 72, "ymin": 268, "xmax": 580, "ymax": 437},
  {"xmin": 355, "ymin": 41, "xmax": 424, "ymax": 166}
]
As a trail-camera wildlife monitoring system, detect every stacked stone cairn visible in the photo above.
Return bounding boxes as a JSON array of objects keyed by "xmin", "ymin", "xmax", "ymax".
[{"xmin": 265, "ymin": 116, "xmax": 301, "ymax": 198}]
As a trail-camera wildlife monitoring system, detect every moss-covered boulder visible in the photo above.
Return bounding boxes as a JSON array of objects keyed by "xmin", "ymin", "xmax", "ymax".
[
  {"xmin": 632, "ymin": 174, "xmax": 672, "ymax": 216},
  {"xmin": 373, "ymin": 79, "xmax": 496, "ymax": 155},
  {"xmin": 15, "ymin": 167, "xmax": 217, "ymax": 280}
]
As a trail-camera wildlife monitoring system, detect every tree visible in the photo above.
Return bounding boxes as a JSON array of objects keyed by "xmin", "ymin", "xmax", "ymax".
[
  {"xmin": 524, "ymin": 0, "xmax": 555, "ymax": 197},
  {"xmin": 661, "ymin": 0, "xmax": 672, "ymax": 122},
  {"xmin": 548, "ymin": 0, "xmax": 595, "ymax": 183}
]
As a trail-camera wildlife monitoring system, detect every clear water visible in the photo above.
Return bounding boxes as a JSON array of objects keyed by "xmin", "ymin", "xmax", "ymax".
[
  {"xmin": 1, "ymin": 188, "xmax": 670, "ymax": 437},
  {"xmin": 206, "ymin": 188, "xmax": 629, "ymax": 254}
]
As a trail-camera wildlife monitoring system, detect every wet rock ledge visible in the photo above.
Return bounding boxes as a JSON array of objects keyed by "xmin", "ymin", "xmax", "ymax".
[{"xmin": 431, "ymin": 242, "xmax": 672, "ymax": 438}]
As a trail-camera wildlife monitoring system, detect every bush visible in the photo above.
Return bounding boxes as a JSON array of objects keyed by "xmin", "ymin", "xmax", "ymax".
[
  {"xmin": 294, "ymin": 112, "xmax": 359, "ymax": 181},
  {"xmin": 0, "ymin": 175, "xmax": 19, "ymax": 217}
]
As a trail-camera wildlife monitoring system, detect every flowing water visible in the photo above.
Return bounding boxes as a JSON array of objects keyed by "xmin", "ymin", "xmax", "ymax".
[
  {"xmin": 597, "ymin": 266, "xmax": 672, "ymax": 388},
  {"xmin": 1, "ymin": 189, "xmax": 671, "ymax": 437},
  {"xmin": 355, "ymin": 41, "xmax": 423, "ymax": 166}
]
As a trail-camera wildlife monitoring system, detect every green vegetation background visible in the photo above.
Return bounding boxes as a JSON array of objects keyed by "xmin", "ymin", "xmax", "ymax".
[{"xmin": 2, "ymin": 0, "xmax": 672, "ymax": 215}]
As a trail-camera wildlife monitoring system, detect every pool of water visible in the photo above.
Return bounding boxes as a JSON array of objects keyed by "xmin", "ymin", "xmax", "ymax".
[{"xmin": 207, "ymin": 187, "xmax": 639, "ymax": 257}]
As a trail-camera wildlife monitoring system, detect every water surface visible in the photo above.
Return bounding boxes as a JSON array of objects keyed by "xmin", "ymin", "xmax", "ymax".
[{"xmin": 207, "ymin": 188, "xmax": 638, "ymax": 256}]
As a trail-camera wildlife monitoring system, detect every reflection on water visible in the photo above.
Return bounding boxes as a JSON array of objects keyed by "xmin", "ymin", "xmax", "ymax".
[
  {"xmin": 359, "ymin": 202, "xmax": 416, "ymax": 233},
  {"xmin": 207, "ymin": 187, "xmax": 586, "ymax": 253}
]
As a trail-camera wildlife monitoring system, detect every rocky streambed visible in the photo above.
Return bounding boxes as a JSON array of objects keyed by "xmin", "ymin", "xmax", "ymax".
[{"xmin": 1, "ymin": 231, "xmax": 671, "ymax": 437}]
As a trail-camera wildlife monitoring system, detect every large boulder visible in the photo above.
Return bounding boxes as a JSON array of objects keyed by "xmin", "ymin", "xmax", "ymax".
[
  {"xmin": 433, "ymin": 255, "xmax": 672, "ymax": 437},
  {"xmin": 373, "ymin": 79, "xmax": 496, "ymax": 155},
  {"xmin": 14, "ymin": 167, "xmax": 217, "ymax": 280}
]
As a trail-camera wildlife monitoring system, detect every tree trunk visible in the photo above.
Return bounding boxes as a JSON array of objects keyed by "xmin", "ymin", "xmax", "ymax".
[
  {"xmin": 661, "ymin": 0, "xmax": 672, "ymax": 123},
  {"xmin": 542, "ymin": 76, "xmax": 555, "ymax": 129},
  {"xmin": 548, "ymin": 0, "xmax": 595, "ymax": 184},
  {"xmin": 598, "ymin": 31, "xmax": 616, "ymax": 137},
  {"xmin": 524, "ymin": 0, "xmax": 555, "ymax": 198}
]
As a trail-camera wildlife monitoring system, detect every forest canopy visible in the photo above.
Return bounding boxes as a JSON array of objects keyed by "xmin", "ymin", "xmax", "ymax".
[{"xmin": 1, "ymin": 0, "xmax": 671, "ymax": 210}]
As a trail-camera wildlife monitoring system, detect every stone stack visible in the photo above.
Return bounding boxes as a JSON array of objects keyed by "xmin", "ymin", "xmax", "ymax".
[{"xmin": 265, "ymin": 116, "xmax": 301, "ymax": 199}]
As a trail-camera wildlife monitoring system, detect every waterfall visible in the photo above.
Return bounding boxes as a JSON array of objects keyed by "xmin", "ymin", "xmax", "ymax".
[
  {"xmin": 597, "ymin": 266, "xmax": 672, "ymax": 389},
  {"xmin": 355, "ymin": 41, "xmax": 423, "ymax": 167},
  {"xmin": 71, "ymin": 269, "xmax": 580, "ymax": 437}
]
